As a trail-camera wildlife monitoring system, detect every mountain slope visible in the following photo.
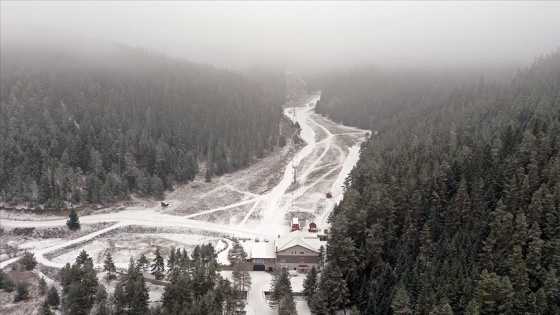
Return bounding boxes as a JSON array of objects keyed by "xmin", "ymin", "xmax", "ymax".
[
  {"xmin": 313, "ymin": 51, "xmax": 560, "ymax": 314},
  {"xmin": 0, "ymin": 43, "xmax": 285, "ymax": 205}
]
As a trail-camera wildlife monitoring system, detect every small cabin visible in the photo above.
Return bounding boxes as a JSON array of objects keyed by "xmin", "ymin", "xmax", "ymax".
[
  {"xmin": 308, "ymin": 222, "xmax": 318, "ymax": 232},
  {"xmin": 161, "ymin": 202, "xmax": 169, "ymax": 207},
  {"xmin": 291, "ymin": 218, "xmax": 300, "ymax": 231}
]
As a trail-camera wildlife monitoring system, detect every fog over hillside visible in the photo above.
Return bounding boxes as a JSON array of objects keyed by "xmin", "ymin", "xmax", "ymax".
[{"xmin": 2, "ymin": 1, "xmax": 559, "ymax": 72}]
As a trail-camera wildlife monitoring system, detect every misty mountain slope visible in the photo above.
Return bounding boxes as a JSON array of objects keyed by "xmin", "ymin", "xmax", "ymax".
[
  {"xmin": 0, "ymin": 44, "xmax": 285, "ymax": 205},
  {"xmin": 312, "ymin": 52, "xmax": 560, "ymax": 314},
  {"xmin": 313, "ymin": 68, "xmax": 519, "ymax": 130}
]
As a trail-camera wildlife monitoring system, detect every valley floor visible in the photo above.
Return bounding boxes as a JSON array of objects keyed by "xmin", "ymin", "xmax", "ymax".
[{"xmin": 0, "ymin": 92, "xmax": 368, "ymax": 314}]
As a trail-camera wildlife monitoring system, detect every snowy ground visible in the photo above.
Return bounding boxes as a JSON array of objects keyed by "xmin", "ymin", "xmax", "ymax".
[
  {"xmin": 220, "ymin": 270, "xmax": 311, "ymax": 315},
  {"xmin": 0, "ymin": 91, "xmax": 368, "ymax": 314}
]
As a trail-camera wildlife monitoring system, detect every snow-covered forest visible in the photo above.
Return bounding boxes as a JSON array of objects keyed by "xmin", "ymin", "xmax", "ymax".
[{"xmin": 2, "ymin": 2, "xmax": 560, "ymax": 315}]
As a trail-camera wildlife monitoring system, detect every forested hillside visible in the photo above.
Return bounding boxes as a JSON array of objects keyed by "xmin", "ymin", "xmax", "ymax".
[
  {"xmin": 314, "ymin": 68, "xmax": 510, "ymax": 130},
  {"xmin": 0, "ymin": 43, "xmax": 285, "ymax": 206},
  {"xmin": 312, "ymin": 52, "xmax": 560, "ymax": 314}
]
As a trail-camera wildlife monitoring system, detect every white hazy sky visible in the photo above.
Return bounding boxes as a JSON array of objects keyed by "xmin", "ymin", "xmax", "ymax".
[{"xmin": 1, "ymin": 1, "xmax": 559, "ymax": 70}]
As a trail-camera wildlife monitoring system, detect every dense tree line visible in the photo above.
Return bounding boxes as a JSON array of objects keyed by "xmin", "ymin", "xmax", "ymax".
[
  {"xmin": 51, "ymin": 244, "xmax": 243, "ymax": 314},
  {"xmin": 314, "ymin": 68, "xmax": 490, "ymax": 130},
  {"xmin": 0, "ymin": 42, "xmax": 285, "ymax": 206},
  {"xmin": 156, "ymin": 244, "xmax": 242, "ymax": 315},
  {"xmin": 316, "ymin": 51, "xmax": 560, "ymax": 314}
]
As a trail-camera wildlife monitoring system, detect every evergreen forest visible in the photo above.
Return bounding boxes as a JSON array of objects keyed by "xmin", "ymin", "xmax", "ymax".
[
  {"xmin": 0, "ymin": 43, "xmax": 285, "ymax": 206},
  {"xmin": 312, "ymin": 51, "xmax": 560, "ymax": 314}
]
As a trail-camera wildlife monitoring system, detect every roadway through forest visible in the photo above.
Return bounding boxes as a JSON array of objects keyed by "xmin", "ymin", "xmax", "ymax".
[{"xmin": 0, "ymin": 93, "xmax": 368, "ymax": 269}]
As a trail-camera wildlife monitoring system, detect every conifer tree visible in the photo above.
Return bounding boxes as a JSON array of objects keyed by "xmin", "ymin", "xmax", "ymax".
[
  {"xmin": 526, "ymin": 221, "xmax": 544, "ymax": 290},
  {"xmin": 302, "ymin": 265, "xmax": 318, "ymax": 299},
  {"xmin": 103, "ymin": 252, "xmax": 117, "ymax": 281},
  {"xmin": 509, "ymin": 245, "xmax": 529, "ymax": 313},
  {"xmin": 137, "ymin": 254, "xmax": 150, "ymax": 271},
  {"xmin": 67, "ymin": 206, "xmax": 80, "ymax": 230},
  {"xmin": 314, "ymin": 264, "xmax": 350, "ymax": 314},
  {"xmin": 232, "ymin": 260, "xmax": 252, "ymax": 293},
  {"xmin": 429, "ymin": 298, "xmax": 453, "ymax": 315},
  {"xmin": 20, "ymin": 251, "xmax": 37, "ymax": 270},
  {"xmin": 112, "ymin": 283, "xmax": 127, "ymax": 314},
  {"xmin": 47, "ymin": 286, "xmax": 60, "ymax": 309},
  {"xmin": 269, "ymin": 268, "xmax": 293, "ymax": 309},
  {"xmin": 278, "ymin": 294, "xmax": 298, "ymax": 315},
  {"xmin": 392, "ymin": 283, "xmax": 413, "ymax": 315},
  {"xmin": 60, "ymin": 250, "xmax": 98, "ymax": 314},
  {"xmin": 465, "ymin": 299, "xmax": 480, "ymax": 315},
  {"xmin": 151, "ymin": 247, "xmax": 165, "ymax": 280},
  {"xmin": 166, "ymin": 246, "xmax": 176, "ymax": 279},
  {"xmin": 310, "ymin": 289, "xmax": 329, "ymax": 315},
  {"xmin": 95, "ymin": 284, "xmax": 109, "ymax": 314},
  {"xmin": 39, "ymin": 276, "xmax": 47, "ymax": 295},
  {"xmin": 228, "ymin": 239, "xmax": 248, "ymax": 266},
  {"xmin": 13, "ymin": 282, "xmax": 29, "ymax": 302},
  {"xmin": 318, "ymin": 245, "xmax": 325, "ymax": 271}
]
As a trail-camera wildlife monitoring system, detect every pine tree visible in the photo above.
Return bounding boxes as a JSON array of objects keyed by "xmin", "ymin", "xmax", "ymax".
[
  {"xmin": 310, "ymin": 288, "xmax": 330, "ymax": 315},
  {"xmin": 150, "ymin": 175, "xmax": 164, "ymax": 196},
  {"xmin": 315, "ymin": 263, "xmax": 350, "ymax": 314},
  {"xmin": 47, "ymin": 286, "xmax": 60, "ymax": 309},
  {"xmin": 542, "ymin": 268, "xmax": 559, "ymax": 309},
  {"xmin": 318, "ymin": 245, "xmax": 325, "ymax": 271},
  {"xmin": 509, "ymin": 245, "xmax": 528, "ymax": 314},
  {"xmin": 39, "ymin": 276, "xmax": 47, "ymax": 295},
  {"xmin": 303, "ymin": 266, "xmax": 318, "ymax": 299},
  {"xmin": 103, "ymin": 252, "xmax": 117, "ymax": 281},
  {"xmin": 230, "ymin": 240, "xmax": 251, "ymax": 296},
  {"xmin": 137, "ymin": 254, "xmax": 150, "ymax": 271},
  {"xmin": 13, "ymin": 282, "xmax": 29, "ymax": 302},
  {"xmin": 497, "ymin": 276, "xmax": 513, "ymax": 314},
  {"xmin": 228, "ymin": 239, "xmax": 248, "ymax": 266},
  {"xmin": 1, "ymin": 272, "xmax": 15, "ymax": 292},
  {"xmin": 166, "ymin": 247, "xmax": 176, "ymax": 280},
  {"xmin": 278, "ymin": 293, "xmax": 298, "ymax": 315},
  {"xmin": 59, "ymin": 250, "xmax": 99, "ymax": 314},
  {"xmin": 269, "ymin": 268, "xmax": 293, "ymax": 309},
  {"xmin": 112, "ymin": 283, "xmax": 127, "ymax": 314},
  {"xmin": 151, "ymin": 247, "xmax": 165, "ymax": 280},
  {"xmin": 465, "ymin": 299, "xmax": 480, "ymax": 315},
  {"xmin": 95, "ymin": 284, "xmax": 110, "ymax": 315},
  {"xmin": 429, "ymin": 298, "xmax": 453, "ymax": 315},
  {"xmin": 526, "ymin": 221, "xmax": 543, "ymax": 290},
  {"xmin": 67, "ymin": 206, "xmax": 80, "ymax": 229},
  {"xmin": 20, "ymin": 251, "xmax": 37, "ymax": 270},
  {"xmin": 232, "ymin": 261, "xmax": 252, "ymax": 293},
  {"xmin": 392, "ymin": 283, "xmax": 413, "ymax": 315},
  {"xmin": 476, "ymin": 270, "xmax": 503, "ymax": 315}
]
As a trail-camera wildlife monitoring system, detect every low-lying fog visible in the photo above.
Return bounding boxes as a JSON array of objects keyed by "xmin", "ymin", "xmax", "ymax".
[{"xmin": 2, "ymin": 1, "xmax": 559, "ymax": 73}]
